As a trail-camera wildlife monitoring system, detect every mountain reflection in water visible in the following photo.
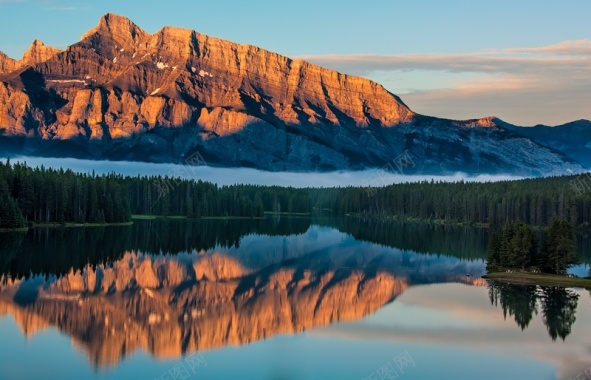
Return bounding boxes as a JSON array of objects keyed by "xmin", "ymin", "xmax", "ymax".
[
  {"xmin": 0, "ymin": 218, "xmax": 487, "ymax": 368},
  {"xmin": 0, "ymin": 217, "xmax": 589, "ymax": 379}
]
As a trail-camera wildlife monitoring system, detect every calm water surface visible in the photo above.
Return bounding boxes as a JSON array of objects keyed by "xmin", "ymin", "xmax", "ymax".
[{"xmin": 0, "ymin": 217, "xmax": 590, "ymax": 380}]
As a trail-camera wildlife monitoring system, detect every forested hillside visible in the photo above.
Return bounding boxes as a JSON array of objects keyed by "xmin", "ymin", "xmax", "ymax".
[
  {"xmin": 321, "ymin": 176, "xmax": 591, "ymax": 227},
  {"xmin": 0, "ymin": 161, "xmax": 311, "ymax": 228},
  {"xmin": 1, "ymin": 160, "xmax": 130, "ymax": 228},
  {"xmin": 1, "ymin": 160, "xmax": 590, "ymax": 230}
]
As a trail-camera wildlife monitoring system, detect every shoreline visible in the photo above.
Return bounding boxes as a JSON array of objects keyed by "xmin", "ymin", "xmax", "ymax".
[
  {"xmin": 1, "ymin": 213, "xmax": 309, "ymax": 232},
  {"xmin": 483, "ymin": 272, "xmax": 591, "ymax": 289},
  {"xmin": 345, "ymin": 213, "xmax": 591, "ymax": 233},
  {"xmin": 1, "ymin": 222, "xmax": 133, "ymax": 232},
  {"xmin": 0, "ymin": 227, "xmax": 29, "ymax": 233},
  {"xmin": 345, "ymin": 214, "xmax": 492, "ymax": 228},
  {"xmin": 131, "ymin": 215, "xmax": 267, "ymax": 220},
  {"xmin": 32, "ymin": 221, "xmax": 133, "ymax": 228}
]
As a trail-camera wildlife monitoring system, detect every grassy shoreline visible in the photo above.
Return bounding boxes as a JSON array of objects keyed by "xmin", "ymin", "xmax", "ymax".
[
  {"xmin": 263, "ymin": 212, "xmax": 312, "ymax": 216},
  {"xmin": 131, "ymin": 214, "xmax": 266, "ymax": 220},
  {"xmin": 2, "ymin": 213, "xmax": 305, "ymax": 231},
  {"xmin": 344, "ymin": 213, "xmax": 492, "ymax": 228},
  {"xmin": 32, "ymin": 221, "xmax": 133, "ymax": 228},
  {"xmin": 483, "ymin": 272, "xmax": 591, "ymax": 289},
  {"xmin": 0, "ymin": 227, "xmax": 29, "ymax": 233},
  {"xmin": 343, "ymin": 213, "xmax": 591, "ymax": 236},
  {"xmin": 1, "ymin": 222, "xmax": 133, "ymax": 232}
]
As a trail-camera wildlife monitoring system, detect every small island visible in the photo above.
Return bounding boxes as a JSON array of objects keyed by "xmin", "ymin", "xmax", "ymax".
[{"xmin": 483, "ymin": 218, "xmax": 591, "ymax": 289}]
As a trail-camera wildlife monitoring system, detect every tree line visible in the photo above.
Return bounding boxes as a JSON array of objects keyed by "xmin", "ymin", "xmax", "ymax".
[
  {"xmin": 486, "ymin": 217, "xmax": 579, "ymax": 274},
  {"xmin": 2, "ymin": 160, "xmax": 590, "ymax": 230},
  {"xmin": 1, "ymin": 160, "xmax": 130, "ymax": 228},
  {"xmin": 124, "ymin": 176, "xmax": 311, "ymax": 218},
  {"xmin": 320, "ymin": 176, "xmax": 591, "ymax": 228},
  {"xmin": 0, "ymin": 161, "xmax": 312, "ymax": 228}
]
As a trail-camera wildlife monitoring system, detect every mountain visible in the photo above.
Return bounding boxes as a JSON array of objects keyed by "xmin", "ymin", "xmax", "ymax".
[
  {"xmin": 0, "ymin": 249, "xmax": 484, "ymax": 367},
  {"xmin": 0, "ymin": 39, "xmax": 63, "ymax": 74},
  {"xmin": 0, "ymin": 13, "xmax": 583, "ymax": 175},
  {"xmin": 497, "ymin": 119, "xmax": 591, "ymax": 169},
  {"xmin": 0, "ymin": 51, "xmax": 19, "ymax": 74},
  {"xmin": 21, "ymin": 40, "xmax": 62, "ymax": 66}
]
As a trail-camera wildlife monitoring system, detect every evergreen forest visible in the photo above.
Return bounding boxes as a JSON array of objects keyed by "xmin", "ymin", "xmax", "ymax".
[{"xmin": 1, "ymin": 161, "xmax": 590, "ymax": 233}]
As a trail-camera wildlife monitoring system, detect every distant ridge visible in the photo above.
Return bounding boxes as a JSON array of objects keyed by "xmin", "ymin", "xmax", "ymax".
[{"xmin": 496, "ymin": 118, "xmax": 591, "ymax": 168}]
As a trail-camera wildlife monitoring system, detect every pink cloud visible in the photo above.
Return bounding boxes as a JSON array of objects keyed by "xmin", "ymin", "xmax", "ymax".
[{"xmin": 297, "ymin": 41, "xmax": 591, "ymax": 125}]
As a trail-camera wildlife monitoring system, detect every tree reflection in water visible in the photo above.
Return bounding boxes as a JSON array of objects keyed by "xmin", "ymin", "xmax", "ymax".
[{"xmin": 488, "ymin": 281, "xmax": 579, "ymax": 341}]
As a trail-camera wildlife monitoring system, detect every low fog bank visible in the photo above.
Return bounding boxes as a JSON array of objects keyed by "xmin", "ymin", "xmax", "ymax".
[{"xmin": 10, "ymin": 156, "xmax": 525, "ymax": 188}]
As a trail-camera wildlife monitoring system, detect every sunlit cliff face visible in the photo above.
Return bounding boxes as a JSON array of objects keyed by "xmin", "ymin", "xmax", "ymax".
[
  {"xmin": 0, "ymin": 13, "xmax": 413, "ymax": 140},
  {"xmin": 0, "ymin": 14, "xmax": 580, "ymax": 174}
]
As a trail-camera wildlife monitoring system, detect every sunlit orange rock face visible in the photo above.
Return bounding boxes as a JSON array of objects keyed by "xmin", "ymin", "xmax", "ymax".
[
  {"xmin": 0, "ymin": 252, "xmax": 408, "ymax": 368},
  {"xmin": 0, "ymin": 52, "xmax": 20, "ymax": 74},
  {"xmin": 21, "ymin": 40, "xmax": 62, "ymax": 66},
  {"xmin": 0, "ymin": 13, "xmax": 412, "ymax": 139},
  {"xmin": 0, "ymin": 13, "xmax": 580, "ymax": 173}
]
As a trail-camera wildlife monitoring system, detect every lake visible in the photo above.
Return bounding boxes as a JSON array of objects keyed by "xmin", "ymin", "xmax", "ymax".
[{"xmin": 0, "ymin": 217, "xmax": 590, "ymax": 380}]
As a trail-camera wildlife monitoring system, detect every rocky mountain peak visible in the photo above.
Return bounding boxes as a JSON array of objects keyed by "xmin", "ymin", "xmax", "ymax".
[
  {"xmin": 477, "ymin": 116, "xmax": 499, "ymax": 127},
  {"xmin": 81, "ymin": 13, "xmax": 148, "ymax": 53},
  {"xmin": 149, "ymin": 26, "xmax": 197, "ymax": 60},
  {"xmin": 21, "ymin": 39, "xmax": 61, "ymax": 65},
  {"xmin": 0, "ymin": 51, "xmax": 18, "ymax": 74},
  {"xmin": 450, "ymin": 116, "xmax": 502, "ymax": 129}
]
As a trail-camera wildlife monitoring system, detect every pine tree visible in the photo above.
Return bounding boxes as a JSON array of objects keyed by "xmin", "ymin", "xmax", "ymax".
[
  {"xmin": 486, "ymin": 231, "xmax": 502, "ymax": 270},
  {"xmin": 541, "ymin": 217, "xmax": 578, "ymax": 275},
  {"xmin": 499, "ymin": 222, "xmax": 517, "ymax": 267},
  {"xmin": 486, "ymin": 221, "xmax": 539, "ymax": 271},
  {"xmin": 508, "ymin": 223, "xmax": 537, "ymax": 270},
  {"xmin": 0, "ymin": 181, "xmax": 25, "ymax": 229}
]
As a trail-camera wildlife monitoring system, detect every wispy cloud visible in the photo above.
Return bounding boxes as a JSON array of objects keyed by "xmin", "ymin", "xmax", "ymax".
[
  {"xmin": 298, "ymin": 40, "xmax": 591, "ymax": 125},
  {"xmin": 505, "ymin": 39, "xmax": 591, "ymax": 55},
  {"xmin": 299, "ymin": 39, "xmax": 591, "ymax": 75}
]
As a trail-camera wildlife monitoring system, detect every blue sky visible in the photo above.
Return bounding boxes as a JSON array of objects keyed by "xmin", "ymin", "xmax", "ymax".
[{"xmin": 1, "ymin": 0, "xmax": 590, "ymax": 125}]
